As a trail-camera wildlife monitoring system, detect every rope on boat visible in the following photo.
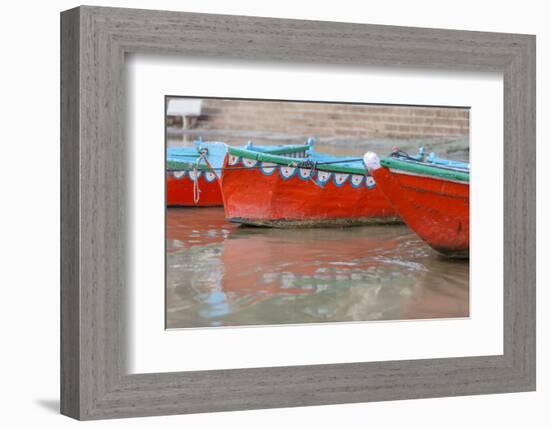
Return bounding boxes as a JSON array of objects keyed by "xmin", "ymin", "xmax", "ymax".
[
  {"xmin": 167, "ymin": 157, "xmax": 365, "ymax": 173},
  {"xmin": 192, "ymin": 149, "xmax": 210, "ymax": 203},
  {"xmin": 193, "ymin": 148, "xmax": 225, "ymax": 203},
  {"xmin": 192, "ymin": 161, "xmax": 201, "ymax": 204},
  {"xmin": 302, "ymin": 160, "xmax": 324, "ymax": 189},
  {"xmin": 171, "ymin": 153, "xmax": 368, "ymax": 195},
  {"xmin": 389, "ymin": 149, "xmax": 417, "ymax": 162},
  {"xmin": 313, "ymin": 157, "xmax": 364, "ymax": 166},
  {"xmin": 169, "ymin": 151, "xmax": 369, "ymax": 196}
]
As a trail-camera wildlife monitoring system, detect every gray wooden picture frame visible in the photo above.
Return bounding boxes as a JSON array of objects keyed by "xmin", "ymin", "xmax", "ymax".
[{"xmin": 60, "ymin": 5, "xmax": 536, "ymax": 420}]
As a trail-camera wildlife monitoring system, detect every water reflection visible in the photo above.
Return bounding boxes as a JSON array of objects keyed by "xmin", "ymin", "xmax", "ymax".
[{"xmin": 166, "ymin": 208, "xmax": 469, "ymax": 328}]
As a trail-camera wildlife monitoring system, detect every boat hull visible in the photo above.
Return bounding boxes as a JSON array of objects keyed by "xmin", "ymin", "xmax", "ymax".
[
  {"xmin": 371, "ymin": 166, "xmax": 469, "ymax": 258},
  {"xmin": 166, "ymin": 170, "xmax": 223, "ymax": 207},
  {"xmin": 221, "ymin": 156, "xmax": 400, "ymax": 227}
]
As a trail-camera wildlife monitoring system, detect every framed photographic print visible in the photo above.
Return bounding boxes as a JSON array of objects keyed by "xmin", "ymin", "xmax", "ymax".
[
  {"xmin": 61, "ymin": 6, "xmax": 535, "ymax": 420},
  {"xmin": 164, "ymin": 97, "xmax": 470, "ymax": 330}
]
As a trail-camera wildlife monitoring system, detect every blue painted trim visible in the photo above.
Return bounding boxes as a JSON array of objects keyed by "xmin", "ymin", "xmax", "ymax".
[
  {"xmin": 260, "ymin": 162, "xmax": 278, "ymax": 176},
  {"xmin": 365, "ymin": 176, "xmax": 377, "ymax": 189},
  {"xmin": 332, "ymin": 173, "xmax": 349, "ymax": 187},
  {"xmin": 241, "ymin": 158, "xmax": 258, "ymax": 168},
  {"xmin": 298, "ymin": 168, "xmax": 314, "ymax": 181},
  {"xmin": 227, "ymin": 154, "xmax": 241, "ymax": 166},
  {"xmin": 316, "ymin": 171, "xmax": 332, "ymax": 186},
  {"xmin": 426, "ymin": 151, "xmax": 470, "ymax": 170},
  {"xmin": 204, "ymin": 171, "xmax": 218, "ymax": 182},
  {"xmin": 349, "ymin": 174, "xmax": 365, "ymax": 188},
  {"xmin": 279, "ymin": 165, "xmax": 297, "ymax": 180}
]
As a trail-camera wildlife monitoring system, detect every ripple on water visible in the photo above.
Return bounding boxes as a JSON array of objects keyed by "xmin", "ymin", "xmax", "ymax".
[{"xmin": 165, "ymin": 208, "xmax": 469, "ymax": 328}]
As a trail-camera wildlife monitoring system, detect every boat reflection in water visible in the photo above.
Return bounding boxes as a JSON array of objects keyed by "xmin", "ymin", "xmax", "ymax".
[{"xmin": 166, "ymin": 208, "xmax": 469, "ymax": 328}]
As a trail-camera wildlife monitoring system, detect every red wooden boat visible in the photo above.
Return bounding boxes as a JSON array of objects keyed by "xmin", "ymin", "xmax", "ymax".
[
  {"xmin": 166, "ymin": 141, "xmax": 316, "ymax": 207},
  {"xmin": 166, "ymin": 142, "xmax": 226, "ymax": 207},
  {"xmin": 220, "ymin": 140, "xmax": 400, "ymax": 227},
  {"xmin": 166, "ymin": 172, "xmax": 223, "ymax": 207},
  {"xmin": 364, "ymin": 151, "xmax": 470, "ymax": 258}
]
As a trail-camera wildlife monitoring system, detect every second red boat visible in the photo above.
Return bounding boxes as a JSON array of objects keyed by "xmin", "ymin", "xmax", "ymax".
[
  {"xmin": 220, "ymin": 141, "xmax": 400, "ymax": 227},
  {"xmin": 365, "ymin": 151, "xmax": 470, "ymax": 258}
]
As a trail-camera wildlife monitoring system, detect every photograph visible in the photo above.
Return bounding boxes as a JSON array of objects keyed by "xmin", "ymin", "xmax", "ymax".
[{"xmin": 165, "ymin": 97, "xmax": 470, "ymax": 329}]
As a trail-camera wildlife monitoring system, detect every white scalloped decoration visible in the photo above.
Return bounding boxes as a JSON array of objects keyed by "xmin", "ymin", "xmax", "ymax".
[
  {"xmin": 173, "ymin": 171, "xmax": 186, "ymax": 179},
  {"xmin": 204, "ymin": 171, "xmax": 217, "ymax": 182},
  {"xmin": 260, "ymin": 162, "xmax": 277, "ymax": 175},
  {"xmin": 333, "ymin": 173, "xmax": 349, "ymax": 186},
  {"xmin": 242, "ymin": 158, "xmax": 258, "ymax": 168},
  {"xmin": 365, "ymin": 176, "xmax": 376, "ymax": 188},
  {"xmin": 350, "ymin": 174, "xmax": 364, "ymax": 187},
  {"xmin": 227, "ymin": 155, "xmax": 239, "ymax": 166},
  {"xmin": 188, "ymin": 170, "xmax": 202, "ymax": 180},
  {"xmin": 299, "ymin": 168, "xmax": 313, "ymax": 179},
  {"xmin": 317, "ymin": 171, "xmax": 332, "ymax": 184},
  {"xmin": 280, "ymin": 166, "xmax": 296, "ymax": 179}
]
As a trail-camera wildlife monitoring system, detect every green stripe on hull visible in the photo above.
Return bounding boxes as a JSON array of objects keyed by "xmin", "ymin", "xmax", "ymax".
[
  {"xmin": 166, "ymin": 160, "xmax": 212, "ymax": 171},
  {"xmin": 227, "ymin": 146, "xmax": 366, "ymax": 175},
  {"xmin": 260, "ymin": 145, "xmax": 311, "ymax": 155},
  {"xmin": 380, "ymin": 157, "xmax": 470, "ymax": 183}
]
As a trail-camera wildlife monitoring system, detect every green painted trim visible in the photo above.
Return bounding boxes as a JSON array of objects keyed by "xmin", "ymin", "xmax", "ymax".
[
  {"xmin": 227, "ymin": 146, "xmax": 366, "ymax": 175},
  {"xmin": 166, "ymin": 160, "xmax": 211, "ymax": 171},
  {"xmin": 380, "ymin": 157, "xmax": 470, "ymax": 182},
  {"xmin": 263, "ymin": 145, "xmax": 310, "ymax": 155}
]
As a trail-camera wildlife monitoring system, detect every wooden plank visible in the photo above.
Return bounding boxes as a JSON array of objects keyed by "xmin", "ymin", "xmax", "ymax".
[{"xmin": 60, "ymin": 7, "xmax": 81, "ymax": 420}]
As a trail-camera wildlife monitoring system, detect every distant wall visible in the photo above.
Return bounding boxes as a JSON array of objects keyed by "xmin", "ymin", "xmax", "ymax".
[{"xmin": 167, "ymin": 98, "xmax": 469, "ymax": 140}]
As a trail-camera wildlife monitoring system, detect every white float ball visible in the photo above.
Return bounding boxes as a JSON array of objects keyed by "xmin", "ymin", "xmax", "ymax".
[{"xmin": 363, "ymin": 152, "xmax": 381, "ymax": 170}]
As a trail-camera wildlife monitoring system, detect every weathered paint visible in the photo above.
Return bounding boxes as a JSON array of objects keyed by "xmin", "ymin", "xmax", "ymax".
[
  {"xmin": 220, "ymin": 153, "xmax": 400, "ymax": 227},
  {"xmin": 166, "ymin": 171, "xmax": 223, "ymax": 206},
  {"xmin": 371, "ymin": 165, "xmax": 469, "ymax": 258}
]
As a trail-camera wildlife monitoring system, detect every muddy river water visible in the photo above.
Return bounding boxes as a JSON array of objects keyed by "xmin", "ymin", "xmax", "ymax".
[{"xmin": 166, "ymin": 207, "xmax": 469, "ymax": 328}]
